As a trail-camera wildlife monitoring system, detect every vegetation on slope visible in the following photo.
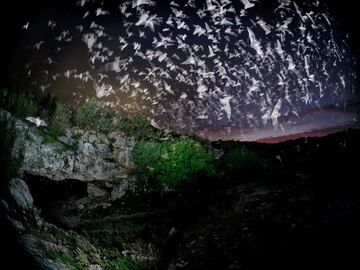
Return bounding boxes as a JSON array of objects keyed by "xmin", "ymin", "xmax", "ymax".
[
  {"xmin": 132, "ymin": 136, "xmax": 215, "ymax": 186},
  {"xmin": 0, "ymin": 88, "xmax": 266, "ymax": 188},
  {"xmin": 220, "ymin": 145, "xmax": 267, "ymax": 176},
  {"xmin": 0, "ymin": 88, "xmax": 163, "ymax": 140},
  {"xmin": 1, "ymin": 87, "xmax": 278, "ymax": 270}
]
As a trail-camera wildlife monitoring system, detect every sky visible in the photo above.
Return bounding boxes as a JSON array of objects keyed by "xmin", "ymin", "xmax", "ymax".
[{"xmin": 1, "ymin": 0, "xmax": 360, "ymax": 142}]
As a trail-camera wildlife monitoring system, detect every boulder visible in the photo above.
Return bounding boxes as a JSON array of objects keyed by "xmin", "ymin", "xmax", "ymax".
[
  {"xmin": 8, "ymin": 178, "xmax": 34, "ymax": 210},
  {"xmin": 87, "ymin": 183, "xmax": 108, "ymax": 198}
]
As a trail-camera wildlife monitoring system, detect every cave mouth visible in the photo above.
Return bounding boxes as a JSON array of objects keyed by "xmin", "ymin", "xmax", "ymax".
[{"xmin": 24, "ymin": 173, "xmax": 88, "ymax": 226}]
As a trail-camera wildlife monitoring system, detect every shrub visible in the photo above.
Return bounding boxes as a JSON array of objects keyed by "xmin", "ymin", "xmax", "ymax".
[
  {"xmin": 31, "ymin": 87, "xmax": 57, "ymax": 118},
  {"xmin": 48, "ymin": 102, "xmax": 72, "ymax": 138},
  {"xmin": 73, "ymin": 98, "xmax": 162, "ymax": 138},
  {"xmin": 132, "ymin": 140, "xmax": 165, "ymax": 178},
  {"xmin": 53, "ymin": 102, "xmax": 71, "ymax": 124},
  {"xmin": 103, "ymin": 256, "xmax": 148, "ymax": 270},
  {"xmin": 0, "ymin": 88, "xmax": 38, "ymax": 119},
  {"xmin": 132, "ymin": 136, "xmax": 215, "ymax": 185},
  {"xmin": 221, "ymin": 146, "xmax": 264, "ymax": 175},
  {"xmin": 73, "ymin": 98, "xmax": 113, "ymax": 132},
  {"xmin": 115, "ymin": 115, "xmax": 162, "ymax": 140},
  {"xmin": 47, "ymin": 121, "xmax": 66, "ymax": 140}
]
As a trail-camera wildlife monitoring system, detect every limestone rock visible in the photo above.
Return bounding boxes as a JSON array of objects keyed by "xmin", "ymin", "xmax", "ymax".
[
  {"xmin": 8, "ymin": 178, "xmax": 34, "ymax": 210},
  {"xmin": 87, "ymin": 183, "xmax": 108, "ymax": 198},
  {"xmin": 111, "ymin": 175, "xmax": 137, "ymax": 201},
  {"xmin": 1, "ymin": 108, "xmax": 136, "ymax": 185}
]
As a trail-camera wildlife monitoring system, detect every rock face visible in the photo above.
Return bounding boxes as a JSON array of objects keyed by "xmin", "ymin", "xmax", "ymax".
[
  {"xmin": 8, "ymin": 178, "xmax": 34, "ymax": 210},
  {"xmin": 111, "ymin": 175, "xmax": 137, "ymax": 201},
  {"xmin": 1, "ymin": 108, "xmax": 137, "ymax": 201},
  {"xmin": 23, "ymin": 129, "xmax": 135, "ymax": 182}
]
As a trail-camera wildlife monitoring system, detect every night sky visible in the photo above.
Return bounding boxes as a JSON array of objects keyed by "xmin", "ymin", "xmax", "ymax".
[{"xmin": 1, "ymin": 0, "xmax": 360, "ymax": 142}]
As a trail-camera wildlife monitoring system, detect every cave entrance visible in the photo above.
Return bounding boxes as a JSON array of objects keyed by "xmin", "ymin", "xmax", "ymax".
[{"xmin": 24, "ymin": 173, "xmax": 88, "ymax": 226}]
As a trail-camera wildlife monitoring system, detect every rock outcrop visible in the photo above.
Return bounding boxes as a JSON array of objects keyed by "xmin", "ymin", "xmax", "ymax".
[
  {"xmin": 8, "ymin": 178, "xmax": 34, "ymax": 210},
  {"xmin": 1, "ymin": 108, "xmax": 147, "ymax": 269},
  {"xmin": 1, "ymin": 108, "xmax": 137, "ymax": 200}
]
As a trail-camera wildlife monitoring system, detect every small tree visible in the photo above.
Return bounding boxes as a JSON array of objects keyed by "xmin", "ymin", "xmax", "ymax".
[
  {"xmin": 0, "ymin": 88, "xmax": 38, "ymax": 119},
  {"xmin": 132, "ymin": 136, "xmax": 215, "ymax": 186},
  {"xmin": 222, "ymin": 146, "xmax": 264, "ymax": 175}
]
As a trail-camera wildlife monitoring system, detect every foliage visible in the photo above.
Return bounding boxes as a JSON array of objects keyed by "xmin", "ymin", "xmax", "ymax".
[
  {"xmin": 0, "ymin": 121, "xmax": 23, "ymax": 192},
  {"xmin": 34, "ymin": 127, "xmax": 57, "ymax": 144},
  {"xmin": 132, "ymin": 136, "xmax": 215, "ymax": 185},
  {"xmin": 0, "ymin": 88, "xmax": 38, "ymax": 119},
  {"xmin": 115, "ymin": 116, "xmax": 162, "ymax": 140},
  {"xmin": 221, "ymin": 146, "xmax": 265, "ymax": 175},
  {"xmin": 56, "ymin": 142, "xmax": 78, "ymax": 154},
  {"xmin": 102, "ymin": 256, "xmax": 149, "ymax": 270},
  {"xmin": 73, "ymin": 98, "xmax": 162, "ymax": 139},
  {"xmin": 53, "ymin": 101, "xmax": 72, "ymax": 125},
  {"xmin": 132, "ymin": 140, "xmax": 165, "ymax": 177},
  {"xmin": 48, "ymin": 101, "xmax": 72, "ymax": 138},
  {"xmin": 1, "ymin": 89, "xmax": 163, "ymax": 139},
  {"xmin": 108, "ymin": 137, "xmax": 116, "ymax": 152},
  {"xmin": 48, "ymin": 121, "xmax": 67, "ymax": 139},
  {"xmin": 73, "ymin": 98, "xmax": 114, "ymax": 132},
  {"xmin": 36, "ymin": 240, "xmax": 86, "ymax": 270},
  {"xmin": 30, "ymin": 87, "xmax": 58, "ymax": 119}
]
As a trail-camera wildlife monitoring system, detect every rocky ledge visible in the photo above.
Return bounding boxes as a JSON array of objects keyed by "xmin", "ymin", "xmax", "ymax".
[{"xmin": 1, "ymin": 108, "xmax": 137, "ymax": 201}]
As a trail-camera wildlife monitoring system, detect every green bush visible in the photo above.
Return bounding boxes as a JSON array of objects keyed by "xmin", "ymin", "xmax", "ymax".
[
  {"xmin": 1, "ymin": 89, "xmax": 163, "ymax": 139},
  {"xmin": 221, "ymin": 146, "xmax": 264, "ymax": 175},
  {"xmin": 73, "ymin": 98, "xmax": 114, "ymax": 132},
  {"xmin": 115, "ymin": 116, "xmax": 160, "ymax": 139},
  {"xmin": 103, "ymin": 256, "xmax": 148, "ymax": 270},
  {"xmin": 0, "ymin": 88, "xmax": 38, "ymax": 119},
  {"xmin": 48, "ymin": 102, "xmax": 72, "ymax": 138},
  {"xmin": 31, "ymin": 87, "xmax": 57, "ymax": 118},
  {"xmin": 53, "ymin": 102, "xmax": 71, "ymax": 124},
  {"xmin": 73, "ymin": 98, "xmax": 162, "ymax": 138},
  {"xmin": 132, "ymin": 136, "xmax": 215, "ymax": 185}
]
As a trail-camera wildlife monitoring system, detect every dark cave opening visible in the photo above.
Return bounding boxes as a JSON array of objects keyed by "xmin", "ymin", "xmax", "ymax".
[{"xmin": 24, "ymin": 173, "xmax": 88, "ymax": 225}]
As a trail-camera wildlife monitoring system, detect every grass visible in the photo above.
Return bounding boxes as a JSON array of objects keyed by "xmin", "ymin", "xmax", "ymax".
[
  {"xmin": 74, "ymin": 98, "xmax": 113, "ymax": 132},
  {"xmin": 114, "ymin": 116, "xmax": 163, "ymax": 140},
  {"xmin": 48, "ymin": 250, "xmax": 86, "ymax": 270},
  {"xmin": 103, "ymin": 256, "xmax": 149, "ymax": 270},
  {"xmin": 0, "ymin": 88, "xmax": 71, "ymax": 143},
  {"xmin": 1, "ymin": 88, "xmax": 164, "ymax": 141},
  {"xmin": 55, "ymin": 142, "xmax": 78, "ymax": 154},
  {"xmin": 34, "ymin": 224, "xmax": 153, "ymax": 270},
  {"xmin": 73, "ymin": 98, "xmax": 162, "ymax": 139},
  {"xmin": 34, "ymin": 127, "xmax": 57, "ymax": 144},
  {"xmin": 47, "ymin": 101, "xmax": 72, "ymax": 138},
  {"xmin": 108, "ymin": 137, "xmax": 116, "ymax": 152},
  {"xmin": 0, "ymin": 88, "xmax": 38, "ymax": 119},
  {"xmin": 72, "ymin": 132, "xmax": 83, "ymax": 141}
]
